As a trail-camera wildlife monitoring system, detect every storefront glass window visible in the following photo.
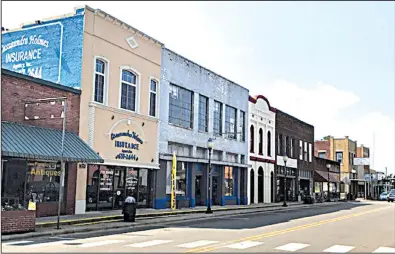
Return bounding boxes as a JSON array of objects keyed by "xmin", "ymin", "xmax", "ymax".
[
  {"xmin": 26, "ymin": 162, "xmax": 61, "ymax": 203},
  {"xmin": 138, "ymin": 169, "xmax": 149, "ymax": 205},
  {"xmin": 1, "ymin": 159, "xmax": 27, "ymax": 207},
  {"xmin": 224, "ymin": 166, "xmax": 234, "ymax": 196},
  {"xmin": 176, "ymin": 162, "xmax": 187, "ymax": 195}
]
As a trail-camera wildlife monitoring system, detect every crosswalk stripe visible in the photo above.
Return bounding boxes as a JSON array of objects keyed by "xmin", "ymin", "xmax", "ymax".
[
  {"xmin": 373, "ymin": 247, "xmax": 395, "ymax": 253},
  {"xmin": 275, "ymin": 243, "xmax": 310, "ymax": 252},
  {"xmin": 323, "ymin": 245, "xmax": 355, "ymax": 253},
  {"xmin": 79, "ymin": 240, "xmax": 125, "ymax": 248},
  {"xmin": 226, "ymin": 241, "xmax": 264, "ymax": 249},
  {"xmin": 177, "ymin": 240, "xmax": 219, "ymax": 248},
  {"xmin": 4, "ymin": 241, "xmax": 34, "ymax": 246},
  {"xmin": 125, "ymin": 240, "xmax": 173, "ymax": 248}
]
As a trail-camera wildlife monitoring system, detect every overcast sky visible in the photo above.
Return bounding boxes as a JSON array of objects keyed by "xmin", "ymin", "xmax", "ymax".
[{"xmin": 2, "ymin": 1, "xmax": 394, "ymax": 174}]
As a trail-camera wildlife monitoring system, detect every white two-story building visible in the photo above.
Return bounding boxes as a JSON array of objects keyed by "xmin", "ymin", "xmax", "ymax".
[{"xmin": 247, "ymin": 95, "xmax": 276, "ymax": 204}]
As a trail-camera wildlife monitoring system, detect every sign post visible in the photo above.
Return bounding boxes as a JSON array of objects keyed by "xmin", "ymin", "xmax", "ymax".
[{"xmin": 171, "ymin": 151, "xmax": 177, "ymax": 211}]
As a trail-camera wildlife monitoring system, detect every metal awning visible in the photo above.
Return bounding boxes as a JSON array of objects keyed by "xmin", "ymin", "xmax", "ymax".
[
  {"xmin": 1, "ymin": 121, "xmax": 104, "ymax": 163},
  {"xmin": 314, "ymin": 170, "xmax": 340, "ymax": 183}
]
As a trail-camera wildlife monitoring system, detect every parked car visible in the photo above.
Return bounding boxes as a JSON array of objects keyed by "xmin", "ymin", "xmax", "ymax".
[
  {"xmin": 387, "ymin": 189, "xmax": 395, "ymax": 202},
  {"xmin": 379, "ymin": 192, "xmax": 389, "ymax": 201}
]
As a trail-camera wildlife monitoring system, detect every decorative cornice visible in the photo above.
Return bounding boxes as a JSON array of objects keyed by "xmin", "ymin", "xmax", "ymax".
[
  {"xmin": 249, "ymin": 95, "xmax": 276, "ymax": 113},
  {"xmin": 250, "ymin": 156, "xmax": 276, "ymax": 164}
]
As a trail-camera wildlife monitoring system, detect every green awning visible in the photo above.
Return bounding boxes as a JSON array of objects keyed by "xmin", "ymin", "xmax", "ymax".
[{"xmin": 1, "ymin": 121, "xmax": 104, "ymax": 163}]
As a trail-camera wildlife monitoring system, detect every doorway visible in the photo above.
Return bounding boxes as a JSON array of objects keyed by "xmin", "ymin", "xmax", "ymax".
[
  {"xmin": 195, "ymin": 175, "xmax": 203, "ymax": 206},
  {"xmin": 258, "ymin": 167, "xmax": 264, "ymax": 203},
  {"xmin": 250, "ymin": 169, "xmax": 255, "ymax": 204},
  {"xmin": 270, "ymin": 171, "xmax": 274, "ymax": 203},
  {"xmin": 212, "ymin": 176, "xmax": 219, "ymax": 205}
]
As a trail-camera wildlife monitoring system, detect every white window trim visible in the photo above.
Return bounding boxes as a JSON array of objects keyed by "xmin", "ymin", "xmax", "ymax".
[
  {"xmin": 148, "ymin": 77, "xmax": 160, "ymax": 118},
  {"xmin": 299, "ymin": 140, "xmax": 303, "ymax": 160},
  {"xmin": 304, "ymin": 141, "xmax": 308, "ymax": 161},
  {"xmin": 118, "ymin": 66, "xmax": 141, "ymax": 113},
  {"xmin": 309, "ymin": 143, "xmax": 312, "ymax": 162},
  {"xmin": 92, "ymin": 56, "xmax": 110, "ymax": 105}
]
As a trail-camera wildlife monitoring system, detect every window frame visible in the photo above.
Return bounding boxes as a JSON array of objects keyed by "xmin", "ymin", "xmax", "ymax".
[
  {"xmin": 336, "ymin": 151, "xmax": 343, "ymax": 164},
  {"xmin": 92, "ymin": 56, "xmax": 110, "ymax": 105},
  {"xmin": 267, "ymin": 131, "xmax": 271, "ymax": 157},
  {"xmin": 213, "ymin": 100, "xmax": 223, "ymax": 136},
  {"xmin": 225, "ymin": 105, "xmax": 237, "ymax": 140},
  {"xmin": 168, "ymin": 83, "xmax": 194, "ymax": 129},
  {"xmin": 250, "ymin": 125, "xmax": 255, "ymax": 153},
  {"xmin": 259, "ymin": 128, "xmax": 263, "ymax": 155},
  {"xmin": 240, "ymin": 111, "xmax": 246, "ymax": 142},
  {"xmin": 149, "ymin": 77, "xmax": 159, "ymax": 118},
  {"xmin": 118, "ymin": 66, "xmax": 141, "ymax": 113},
  {"xmin": 198, "ymin": 94, "xmax": 209, "ymax": 132}
]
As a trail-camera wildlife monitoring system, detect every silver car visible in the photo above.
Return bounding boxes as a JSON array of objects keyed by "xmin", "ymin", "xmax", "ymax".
[{"xmin": 387, "ymin": 189, "xmax": 395, "ymax": 202}]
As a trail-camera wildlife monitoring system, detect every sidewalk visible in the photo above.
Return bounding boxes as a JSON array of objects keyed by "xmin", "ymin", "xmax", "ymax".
[{"xmin": 36, "ymin": 201, "xmax": 304, "ymax": 227}]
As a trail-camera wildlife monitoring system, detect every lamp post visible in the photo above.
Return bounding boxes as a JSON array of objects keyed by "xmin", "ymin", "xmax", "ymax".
[
  {"xmin": 206, "ymin": 138, "xmax": 214, "ymax": 214},
  {"xmin": 326, "ymin": 164, "xmax": 331, "ymax": 202},
  {"xmin": 283, "ymin": 155, "xmax": 288, "ymax": 207}
]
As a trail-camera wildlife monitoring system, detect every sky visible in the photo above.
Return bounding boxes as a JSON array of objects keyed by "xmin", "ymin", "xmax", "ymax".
[{"xmin": 2, "ymin": 1, "xmax": 394, "ymax": 174}]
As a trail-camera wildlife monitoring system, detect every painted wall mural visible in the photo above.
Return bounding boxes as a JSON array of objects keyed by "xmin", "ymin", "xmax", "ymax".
[{"xmin": 1, "ymin": 10, "xmax": 85, "ymax": 89}]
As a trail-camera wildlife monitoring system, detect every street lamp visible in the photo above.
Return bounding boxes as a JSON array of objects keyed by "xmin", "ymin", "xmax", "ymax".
[
  {"xmin": 326, "ymin": 164, "xmax": 331, "ymax": 202},
  {"xmin": 206, "ymin": 138, "xmax": 214, "ymax": 214},
  {"xmin": 283, "ymin": 155, "xmax": 288, "ymax": 207}
]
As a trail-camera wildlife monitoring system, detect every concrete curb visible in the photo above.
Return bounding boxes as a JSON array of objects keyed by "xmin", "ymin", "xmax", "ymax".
[{"xmin": 2, "ymin": 202, "xmax": 340, "ymax": 241}]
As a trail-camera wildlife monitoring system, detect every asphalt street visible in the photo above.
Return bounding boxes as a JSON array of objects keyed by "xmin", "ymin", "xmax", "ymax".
[{"xmin": 2, "ymin": 200, "xmax": 394, "ymax": 253}]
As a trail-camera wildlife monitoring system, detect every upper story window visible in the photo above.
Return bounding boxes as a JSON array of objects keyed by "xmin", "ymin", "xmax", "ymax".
[
  {"xmin": 250, "ymin": 125, "xmax": 255, "ymax": 153},
  {"xmin": 259, "ymin": 128, "xmax": 263, "ymax": 155},
  {"xmin": 198, "ymin": 95, "xmax": 208, "ymax": 132},
  {"xmin": 336, "ymin": 151, "xmax": 343, "ymax": 164},
  {"xmin": 318, "ymin": 151, "xmax": 326, "ymax": 159},
  {"xmin": 304, "ymin": 141, "xmax": 308, "ymax": 161},
  {"xmin": 120, "ymin": 70, "xmax": 137, "ymax": 112},
  {"xmin": 149, "ymin": 79, "xmax": 158, "ymax": 117},
  {"xmin": 299, "ymin": 140, "xmax": 303, "ymax": 160},
  {"xmin": 225, "ymin": 105, "xmax": 237, "ymax": 139},
  {"xmin": 169, "ymin": 84, "xmax": 193, "ymax": 129},
  {"xmin": 240, "ymin": 111, "xmax": 245, "ymax": 142},
  {"xmin": 290, "ymin": 138, "xmax": 294, "ymax": 158},
  {"xmin": 285, "ymin": 136, "xmax": 290, "ymax": 156},
  {"xmin": 278, "ymin": 134, "xmax": 283, "ymax": 155},
  {"xmin": 213, "ymin": 101, "xmax": 223, "ymax": 136},
  {"xmin": 94, "ymin": 59, "xmax": 106, "ymax": 103},
  {"xmin": 267, "ymin": 131, "xmax": 271, "ymax": 157}
]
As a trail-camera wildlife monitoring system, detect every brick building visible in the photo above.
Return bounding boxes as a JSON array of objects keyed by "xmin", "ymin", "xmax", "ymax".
[
  {"xmin": 275, "ymin": 109, "xmax": 314, "ymax": 202},
  {"xmin": 1, "ymin": 69, "xmax": 103, "ymax": 217}
]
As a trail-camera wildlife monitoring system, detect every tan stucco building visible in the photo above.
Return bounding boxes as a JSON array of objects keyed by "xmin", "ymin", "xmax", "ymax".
[{"xmin": 73, "ymin": 6, "xmax": 163, "ymax": 213}]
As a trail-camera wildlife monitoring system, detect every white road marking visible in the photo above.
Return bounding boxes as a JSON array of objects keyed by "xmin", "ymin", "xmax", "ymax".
[
  {"xmin": 177, "ymin": 240, "xmax": 219, "ymax": 248},
  {"xmin": 3, "ymin": 241, "xmax": 34, "ymax": 246},
  {"xmin": 226, "ymin": 241, "xmax": 264, "ymax": 249},
  {"xmin": 373, "ymin": 247, "xmax": 395, "ymax": 253},
  {"xmin": 323, "ymin": 245, "xmax": 355, "ymax": 253},
  {"xmin": 275, "ymin": 243, "xmax": 310, "ymax": 252},
  {"xmin": 125, "ymin": 240, "xmax": 173, "ymax": 248},
  {"xmin": 79, "ymin": 240, "xmax": 124, "ymax": 248}
]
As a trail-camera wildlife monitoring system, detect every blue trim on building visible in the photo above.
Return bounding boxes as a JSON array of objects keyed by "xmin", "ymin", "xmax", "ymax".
[
  {"xmin": 191, "ymin": 198, "xmax": 196, "ymax": 207},
  {"xmin": 235, "ymin": 167, "xmax": 239, "ymax": 204},
  {"xmin": 154, "ymin": 197, "xmax": 167, "ymax": 209},
  {"xmin": 187, "ymin": 163, "xmax": 193, "ymax": 207}
]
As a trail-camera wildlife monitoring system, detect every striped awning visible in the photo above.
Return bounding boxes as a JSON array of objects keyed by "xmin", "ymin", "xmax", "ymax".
[{"xmin": 1, "ymin": 121, "xmax": 104, "ymax": 163}]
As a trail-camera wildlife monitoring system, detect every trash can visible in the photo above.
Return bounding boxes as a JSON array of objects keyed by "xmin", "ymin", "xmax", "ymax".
[{"xmin": 122, "ymin": 196, "xmax": 137, "ymax": 222}]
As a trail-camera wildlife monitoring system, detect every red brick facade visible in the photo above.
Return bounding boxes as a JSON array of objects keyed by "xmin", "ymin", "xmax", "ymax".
[
  {"xmin": 1, "ymin": 210, "xmax": 36, "ymax": 234},
  {"xmin": 1, "ymin": 70, "xmax": 80, "ymax": 134},
  {"xmin": 1, "ymin": 69, "xmax": 81, "ymax": 217},
  {"xmin": 314, "ymin": 140, "xmax": 330, "ymax": 159}
]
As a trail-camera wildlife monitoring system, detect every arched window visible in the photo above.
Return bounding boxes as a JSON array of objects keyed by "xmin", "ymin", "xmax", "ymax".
[
  {"xmin": 259, "ymin": 128, "xmax": 263, "ymax": 155},
  {"xmin": 267, "ymin": 131, "xmax": 271, "ymax": 157},
  {"xmin": 250, "ymin": 125, "xmax": 255, "ymax": 153},
  {"xmin": 120, "ymin": 69, "xmax": 138, "ymax": 112}
]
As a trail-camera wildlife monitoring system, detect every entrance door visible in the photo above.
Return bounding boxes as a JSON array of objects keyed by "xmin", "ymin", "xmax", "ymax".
[
  {"xmin": 250, "ymin": 169, "xmax": 255, "ymax": 204},
  {"xmin": 258, "ymin": 167, "xmax": 264, "ymax": 203},
  {"xmin": 195, "ymin": 175, "xmax": 203, "ymax": 206},
  {"xmin": 270, "ymin": 172, "xmax": 274, "ymax": 203},
  {"xmin": 113, "ymin": 167, "xmax": 126, "ymax": 209},
  {"xmin": 212, "ymin": 176, "xmax": 219, "ymax": 205},
  {"xmin": 137, "ymin": 169, "xmax": 150, "ymax": 208}
]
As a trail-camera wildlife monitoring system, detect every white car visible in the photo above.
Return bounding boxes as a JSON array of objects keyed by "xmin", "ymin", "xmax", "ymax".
[{"xmin": 379, "ymin": 192, "xmax": 389, "ymax": 201}]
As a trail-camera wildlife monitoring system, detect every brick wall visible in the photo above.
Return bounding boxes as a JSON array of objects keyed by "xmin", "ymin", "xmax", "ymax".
[
  {"xmin": 314, "ymin": 140, "xmax": 330, "ymax": 159},
  {"xmin": 275, "ymin": 109, "xmax": 315, "ymax": 172},
  {"xmin": 1, "ymin": 210, "xmax": 35, "ymax": 234},
  {"xmin": 1, "ymin": 71, "xmax": 81, "ymax": 134}
]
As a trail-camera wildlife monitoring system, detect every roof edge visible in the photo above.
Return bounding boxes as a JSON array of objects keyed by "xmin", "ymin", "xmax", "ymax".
[
  {"xmin": 249, "ymin": 95, "xmax": 276, "ymax": 113},
  {"xmin": 276, "ymin": 108, "xmax": 314, "ymax": 129}
]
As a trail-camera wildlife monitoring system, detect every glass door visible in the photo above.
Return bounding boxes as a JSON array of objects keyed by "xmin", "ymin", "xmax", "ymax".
[{"xmin": 113, "ymin": 167, "xmax": 125, "ymax": 209}]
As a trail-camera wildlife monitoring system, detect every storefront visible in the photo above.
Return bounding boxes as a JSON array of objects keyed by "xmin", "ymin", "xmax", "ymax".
[
  {"xmin": 80, "ymin": 106, "xmax": 160, "ymax": 212},
  {"xmin": 1, "ymin": 122, "xmax": 104, "ymax": 217}
]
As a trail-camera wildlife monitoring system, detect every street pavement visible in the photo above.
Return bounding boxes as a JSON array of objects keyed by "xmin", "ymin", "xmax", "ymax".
[{"xmin": 2, "ymin": 200, "xmax": 394, "ymax": 253}]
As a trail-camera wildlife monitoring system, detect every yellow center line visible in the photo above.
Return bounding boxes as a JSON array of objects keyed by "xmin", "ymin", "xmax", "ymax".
[{"xmin": 184, "ymin": 206, "xmax": 391, "ymax": 253}]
